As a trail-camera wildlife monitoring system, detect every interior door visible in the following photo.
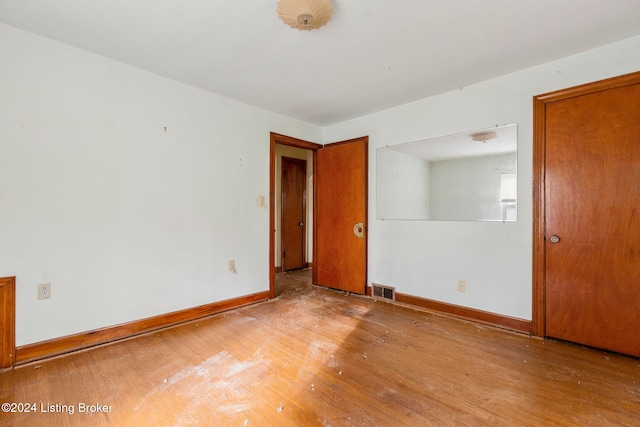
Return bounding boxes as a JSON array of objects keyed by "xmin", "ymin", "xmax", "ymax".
[
  {"xmin": 315, "ymin": 137, "xmax": 368, "ymax": 294},
  {"xmin": 537, "ymin": 73, "xmax": 640, "ymax": 356},
  {"xmin": 281, "ymin": 157, "xmax": 306, "ymax": 271}
]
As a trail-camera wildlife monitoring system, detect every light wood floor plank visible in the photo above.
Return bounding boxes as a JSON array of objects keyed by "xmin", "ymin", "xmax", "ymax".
[{"xmin": 1, "ymin": 269, "xmax": 639, "ymax": 426}]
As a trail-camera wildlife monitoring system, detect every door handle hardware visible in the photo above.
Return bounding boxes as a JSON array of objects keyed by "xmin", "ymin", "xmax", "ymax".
[
  {"xmin": 353, "ymin": 222, "xmax": 364, "ymax": 238},
  {"xmin": 298, "ymin": 222, "xmax": 304, "ymax": 227},
  {"xmin": 550, "ymin": 235, "xmax": 560, "ymax": 243}
]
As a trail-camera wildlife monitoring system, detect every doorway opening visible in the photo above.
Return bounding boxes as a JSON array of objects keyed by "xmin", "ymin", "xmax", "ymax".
[
  {"xmin": 270, "ymin": 133, "xmax": 321, "ymax": 299},
  {"xmin": 269, "ymin": 133, "xmax": 369, "ymax": 299}
]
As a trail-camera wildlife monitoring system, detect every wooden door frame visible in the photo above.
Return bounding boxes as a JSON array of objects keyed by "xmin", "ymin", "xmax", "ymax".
[
  {"xmin": 532, "ymin": 71, "xmax": 640, "ymax": 337},
  {"xmin": 0, "ymin": 276, "xmax": 16, "ymax": 369},
  {"xmin": 270, "ymin": 133, "xmax": 322, "ymax": 298}
]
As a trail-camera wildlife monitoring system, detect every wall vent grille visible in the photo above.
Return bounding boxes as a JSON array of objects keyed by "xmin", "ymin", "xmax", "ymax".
[{"xmin": 372, "ymin": 283, "xmax": 395, "ymax": 301}]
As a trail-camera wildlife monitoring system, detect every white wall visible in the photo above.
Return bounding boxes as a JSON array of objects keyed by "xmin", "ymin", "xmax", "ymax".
[
  {"xmin": 376, "ymin": 149, "xmax": 430, "ymax": 220},
  {"xmin": 323, "ymin": 35, "xmax": 640, "ymax": 320},
  {"xmin": 429, "ymin": 152, "xmax": 516, "ymax": 221},
  {"xmin": 0, "ymin": 23, "xmax": 321, "ymax": 346},
  {"xmin": 3, "ymin": 22, "xmax": 640, "ymax": 346}
]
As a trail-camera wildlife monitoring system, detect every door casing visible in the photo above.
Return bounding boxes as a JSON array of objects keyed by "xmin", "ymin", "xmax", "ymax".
[
  {"xmin": 0, "ymin": 276, "xmax": 16, "ymax": 369},
  {"xmin": 270, "ymin": 133, "xmax": 322, "ymax": 298}
]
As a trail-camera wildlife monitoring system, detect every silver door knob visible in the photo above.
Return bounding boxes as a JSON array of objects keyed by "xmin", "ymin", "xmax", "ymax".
[
  {"xmin": 298, "ymin": 222, "xmax": 304, "ymax": 227},
  {"xmin": 550, "ymin": 235, "xmax": 560, "ymax": 243}
]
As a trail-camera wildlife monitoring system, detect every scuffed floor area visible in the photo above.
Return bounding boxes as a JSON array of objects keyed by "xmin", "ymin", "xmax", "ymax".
[{"xmin": 2, "ymin": 270, "xmax": 639, "ymax": 426}]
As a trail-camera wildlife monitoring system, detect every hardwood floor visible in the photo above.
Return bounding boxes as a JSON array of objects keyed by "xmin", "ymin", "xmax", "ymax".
[{"xmin": 1, "ymin": 269, "xmax": 638, "ymax": 426}]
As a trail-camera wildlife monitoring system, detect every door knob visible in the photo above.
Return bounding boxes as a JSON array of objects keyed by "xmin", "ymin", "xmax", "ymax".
[
  {"xmin": 550, "ymin": 235, "xmax": 560, "ymax": 243},
  {"xmin": 298, "ymin": 222, "xmax": 304, "ymax": 227},
  {"xmin": 353, "ymin": 222, "xmax": 364, "ymax": 238}
]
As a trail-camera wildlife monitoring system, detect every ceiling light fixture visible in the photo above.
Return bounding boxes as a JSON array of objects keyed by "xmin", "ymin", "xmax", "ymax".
[
  {"xmin": 277, "ymin": 0, "xmax": 333, "ymax": 31},
  {"xmin": 471, "ymin": 131, "xmax": 498, "ymax": 143}
]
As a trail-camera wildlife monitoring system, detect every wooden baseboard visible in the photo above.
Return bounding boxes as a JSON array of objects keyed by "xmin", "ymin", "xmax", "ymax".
[
  {"xmin": 368, "ymin": 286, "xmax": 531, "ymax": 334},
  {"xmin": 15, "ymin": 291, "xmax": 270, "ymax": 365}
]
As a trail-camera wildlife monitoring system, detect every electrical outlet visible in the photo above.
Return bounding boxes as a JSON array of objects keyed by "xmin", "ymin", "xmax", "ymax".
[
  {"xmin": 457, "ymin": 280, "xmax": 466, "ymax": 293},
  {"xmin": 229, "ymin": 260, "xmax": 236, "ymax": 273},
  {"xmin": 38, "ymin": 283, "xmax": 51, "ymax": 299}
]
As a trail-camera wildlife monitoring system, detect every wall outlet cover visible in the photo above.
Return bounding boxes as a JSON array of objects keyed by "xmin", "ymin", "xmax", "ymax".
[{"xmin": 457, "ymin": 280, "xmax": 466, "ymax": 293}]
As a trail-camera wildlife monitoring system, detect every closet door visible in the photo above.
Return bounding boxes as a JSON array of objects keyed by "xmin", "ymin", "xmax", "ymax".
[{"xmin": 534, "ymin": 72, "xmax": 640, "ymax": 356}]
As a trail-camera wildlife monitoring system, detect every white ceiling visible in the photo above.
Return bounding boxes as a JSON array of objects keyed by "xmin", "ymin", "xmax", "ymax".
[{"xmin": 2, "ymin": 0, "xmax": 640, "ymax": 126}]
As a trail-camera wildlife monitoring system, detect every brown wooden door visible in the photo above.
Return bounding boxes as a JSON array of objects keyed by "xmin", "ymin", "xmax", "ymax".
[
  {"xmin": 281, "ymin": 157, "xmax": 306, "ymax": 271},
  {"xmin": 536, "ymin": 73, "xmax": 640, "ymax": 356},
  {"xmin": 315, "ymin": 137, "xmax": 368, "ymax": 294}
]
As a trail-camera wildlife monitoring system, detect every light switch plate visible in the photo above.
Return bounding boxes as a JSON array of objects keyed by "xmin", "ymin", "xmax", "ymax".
[{"xmin": 38, "ymin": 283, "xmax": 51, "ymax": 299}]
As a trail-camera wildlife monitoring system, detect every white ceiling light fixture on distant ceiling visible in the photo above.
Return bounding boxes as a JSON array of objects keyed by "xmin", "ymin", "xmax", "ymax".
[
  {"xmin": 471, "ymin": 131, "xmax": 498, "ymax": 143},
  {"xmin": 277, "ymin": 0, "xmax": 333, "ymax": 31}
]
